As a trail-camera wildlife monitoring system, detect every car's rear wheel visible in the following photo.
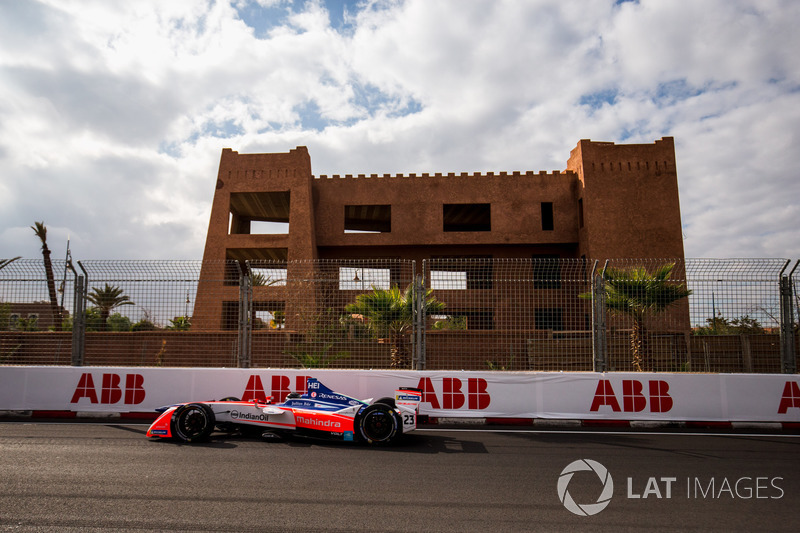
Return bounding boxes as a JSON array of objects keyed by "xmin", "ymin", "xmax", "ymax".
[
  {"xmin": 356, "ymin": 403, "xmax": 400, "ymax": 445},
  {"xmin": 375, "ymin": 397, "xmax": 396, "ymax": 408},
  {"xmin": 172, "ymin": 403, "xmax": 215, "ymax": 442}
]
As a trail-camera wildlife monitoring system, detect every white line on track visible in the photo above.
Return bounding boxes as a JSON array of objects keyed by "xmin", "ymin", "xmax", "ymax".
[
  {"xmin": 415, "ymin": 428, "xmax": 800, "ymax": 438},
  {"xmin": 4, "ymin": 422, "xmax": 799, "ymax": 439}
]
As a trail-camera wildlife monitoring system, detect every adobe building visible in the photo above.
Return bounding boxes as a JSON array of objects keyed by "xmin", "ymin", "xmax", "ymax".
[{"xmin": 194, "ymin": 137, "xmax": 685, "ymax": 332}]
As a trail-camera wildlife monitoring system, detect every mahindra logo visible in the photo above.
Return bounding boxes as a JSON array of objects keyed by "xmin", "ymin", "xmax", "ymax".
[{"xmin": 296, "ymin": 416, "xmax": 341, "ymax": 429}]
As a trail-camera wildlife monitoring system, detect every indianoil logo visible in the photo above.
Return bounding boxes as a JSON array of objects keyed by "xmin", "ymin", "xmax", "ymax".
[{"xmin": 557, "ymin": 459, "xmax": 614, "ymax": 516}]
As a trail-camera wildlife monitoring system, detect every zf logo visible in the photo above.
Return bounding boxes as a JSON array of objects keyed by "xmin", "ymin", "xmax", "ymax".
[{"xmin": 557, "ymin": 459, "xmax": 614, "ymax": 516}]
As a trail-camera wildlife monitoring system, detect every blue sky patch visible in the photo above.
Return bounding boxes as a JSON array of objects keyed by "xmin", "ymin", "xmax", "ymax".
[
  {"xmin": 579, "ymin": 88, "xmax": 619, "ymax": 110},
  {"xmin": 294, "ymin": 99, "xmax": 328, "ymax": 131},
  {"xmin": 233, "ymin": 0, "xmax": 361, "ymax": 37}
]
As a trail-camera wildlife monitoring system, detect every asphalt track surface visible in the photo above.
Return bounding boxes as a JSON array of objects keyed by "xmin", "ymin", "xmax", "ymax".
[{"xmin": 1, "ymin": 422, "xmax": 799, "ymax": 532}]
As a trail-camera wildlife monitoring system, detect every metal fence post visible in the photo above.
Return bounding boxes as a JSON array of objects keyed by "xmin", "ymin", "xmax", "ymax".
[
  {"xmin": 779, "ymin": 260, "xmax": 798, "ymax": 374},
  {"xmin": 71, "ymin": 266, "xmax": 86, "ymax": 367},
  {"xmin": 412, "ymin": 270, "xmax": 425, "ymax": 370},
  {"xmin": 237, "ymin": 262, "xmax": 252, "ymax": 368},
  {"xmin": 72, "ymin": 262, "xmax": 90, "ymax": 367},
  {"xmin": 592, "ymin": 260, "xmax": 608, "ymax": 372}
]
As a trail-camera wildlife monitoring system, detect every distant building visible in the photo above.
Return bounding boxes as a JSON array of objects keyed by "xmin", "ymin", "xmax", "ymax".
[
  {"xmin": 5, "ymin": 302, "xmax": 68, "ymax": 330},
  {"xmin": 195, "ymin": 137, "xmax": 685, "ymax": 330}
]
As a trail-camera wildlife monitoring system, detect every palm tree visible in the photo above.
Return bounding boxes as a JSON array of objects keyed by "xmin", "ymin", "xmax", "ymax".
[
  {"xmin": 345, "ymin": 284, "xmax": 444, "ymax": 368},
  {"xmin": 87, "ymin": 284, "xmax": 134, "ymax": 331},
  {"xmin": 31, "ymin": 222, "xmax": 61, "ymax": 330},
  {"xmin": 591, "ymin": 263, "xmax": 691, "ymax": 372},
  {"xmin": 0, "ymin": 257, "xmax": 21, "ymax": 271}
]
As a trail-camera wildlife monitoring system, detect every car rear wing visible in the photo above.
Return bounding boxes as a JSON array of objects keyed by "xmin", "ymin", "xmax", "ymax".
[{"xmin": 395, "ymin": 387, "xmax": 423, "ymax": 411}]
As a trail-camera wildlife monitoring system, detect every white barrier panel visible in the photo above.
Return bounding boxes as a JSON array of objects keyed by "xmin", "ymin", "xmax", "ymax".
[{"xmin": 1, "ymin": 367, "xmax": 799, "ymax": 422}]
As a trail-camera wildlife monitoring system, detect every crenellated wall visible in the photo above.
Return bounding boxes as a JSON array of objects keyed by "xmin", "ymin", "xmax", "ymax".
[
  {"xmin": 195, "ymin": 138, "xmax": 685, "ymax": 329},
  {"xmin": 310, "ymin": 169, "xmax": 579, "ymax": 251}
]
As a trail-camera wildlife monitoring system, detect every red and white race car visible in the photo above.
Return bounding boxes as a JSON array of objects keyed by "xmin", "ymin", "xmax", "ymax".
[{"xmin": 146, "ymin": 377, "xmax": 422, "ymax": 445}]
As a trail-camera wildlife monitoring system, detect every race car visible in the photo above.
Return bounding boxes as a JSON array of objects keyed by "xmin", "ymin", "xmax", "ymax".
[{"xmin": 146, "ymin": 377, "xmax": 423, "ymax": 445}]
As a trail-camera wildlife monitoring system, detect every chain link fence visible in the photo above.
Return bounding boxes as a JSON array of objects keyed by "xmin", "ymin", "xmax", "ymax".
[{"xmin": 1, "ymin": 257, "xmax": 798, "ymax": 372}]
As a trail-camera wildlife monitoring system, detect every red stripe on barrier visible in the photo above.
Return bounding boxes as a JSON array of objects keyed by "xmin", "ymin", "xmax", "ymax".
[
  {"xmin": 485, "ymin": 417, "xmax": 534, "ymax": 426},
  {"xmin": 582, "ymin": 419, "xmax": 631, "ymax": 428},
  {"xmin": 120, "ymin": 412, "xmax": 159, "ymax": 421},
  {"xmin": 685, "ymin": 421, "xmax": 733, "ymax": 429},
  {"xmin": 31, "ymin": 411, "xmax": 77, "ymax": 419}
]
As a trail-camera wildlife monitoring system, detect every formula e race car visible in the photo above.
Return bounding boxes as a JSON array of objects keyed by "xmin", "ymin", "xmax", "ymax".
[{"xmin": 146, "ymin": 378, "xmax": 423, "ymax": 445}]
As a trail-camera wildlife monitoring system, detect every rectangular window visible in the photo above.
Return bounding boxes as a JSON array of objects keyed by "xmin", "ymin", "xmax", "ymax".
[
  {"xmin": 541, "ymin": 202, "xmax": 554, "ymax": 231},
  {"xmin": 435, "ymin": 310, "xmax": 493, "ymax": 330},
  {"xmin": 532, "ymin": 255, "xmax": 561, "ymax": 289},
  {"xmin": 253, "ymin": 301, "xmax": 286, "ymax": 330},
  {"xmin": 578, "ymin": 198, "xmax": 584, "ymax": 228},
  {"xmin": 443, "ymin": 203, "xmax": 491, "ymax": 232},
  {"xmin": 339, "ymin": 267, "xmax": 391, "ymax": 290},
  {"xmin": 430, "ymin": 256, "xmax": 493, "ymax": 289},
  {"xmin": 344, "ymin": 204, "xmax": 391, "ymax": 233},
  {"xmin": 430, "ymin": 270, "xmax": 467, "ymax": 290},
  {"xmin": 251, "ymin": 267, "xmax": 287, "ymax": 287},
  {"xmin": 229, "ymin": 191, "xmax": 290, "ymax": 235},
  {"xmin": 535, "ymin": 308, "xmax": 564, "ymax": 331}
]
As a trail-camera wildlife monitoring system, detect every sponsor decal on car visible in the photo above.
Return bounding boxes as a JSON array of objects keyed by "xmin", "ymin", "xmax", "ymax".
[
  {"xmin": 230, "ymin": 410, "xmax": 275, "ymax": 422},
  {"xmin": 295, "ymin": 415, "xmax": 342, "ymax": 429}
]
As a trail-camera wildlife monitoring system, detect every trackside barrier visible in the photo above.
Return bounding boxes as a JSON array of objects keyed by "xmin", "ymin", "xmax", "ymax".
[{"xmin": 1, "ymin": 367, "xmax": 799, "ymax": 424}]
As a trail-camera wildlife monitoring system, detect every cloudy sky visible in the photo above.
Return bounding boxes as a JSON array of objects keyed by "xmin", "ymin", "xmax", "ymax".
[{"xmin": 1, "ymin": 0, "xmax": 798, "ymax": 262}]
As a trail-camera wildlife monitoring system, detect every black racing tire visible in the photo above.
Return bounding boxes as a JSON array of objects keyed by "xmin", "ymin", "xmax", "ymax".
[
  {"xmin": 374, "ymin": 397, "xmax": 396, "ymax": 408},
  {"xmin": 172, "ymin": 403, "xmax": 215, "ymax": 442},
  {"xmin": 356, "ymin": 403, "xmax": 400, "ymax": 445}
]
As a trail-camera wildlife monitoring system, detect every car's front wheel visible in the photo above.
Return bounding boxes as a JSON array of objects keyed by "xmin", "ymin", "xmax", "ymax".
[
  {"xmin": 356, "ymin": 403, "xmax": 400, "ymax": 445},
  {"xmin": 172, "ymin": 403, "xmax": 215, "ymax": 442}
]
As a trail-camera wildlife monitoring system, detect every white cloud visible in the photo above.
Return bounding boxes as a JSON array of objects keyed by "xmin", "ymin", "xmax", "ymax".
[{"xmin": 0, "ymin": 0, "xmax": 798, "ymax": 261}]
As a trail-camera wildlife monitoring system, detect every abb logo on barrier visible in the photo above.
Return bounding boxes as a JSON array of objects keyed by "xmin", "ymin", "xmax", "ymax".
[
  {"xmin": 778, "ymin": 381, "xmax": 800, "ymax": 414},
  {"xmin": 238, "ymin": 375, "xmax": 491, "ymax": 410},
  {"xmin": 242, "ymin": 375, "xmax": 310, "ymax": 402},
  {"xmin": 70, "ymin": 373, "xmax": 145, "ymax": 405},
  {"xmin": 590, "ymin": 379, "xmax": 673, "ymax": 413},
  {"xmin": 415, "ymin": 377, "xmax": 491, "ymax": 410}
]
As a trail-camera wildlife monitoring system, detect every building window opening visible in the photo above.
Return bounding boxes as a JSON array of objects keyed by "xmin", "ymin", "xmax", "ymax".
[
  {"xmin": 532, "ymin": 255, "xmax": 561, "ymax": 289},
  {"xmin": 443, "ymin": 203, "xmax": 491, "ymax": 232},
  {"xmin": 251, "ymin": 267, "xmax": 287, "ymax": 287},
  {"xmin": 541, "ymin": 202, "xmax": 554, "ymax": 231},
  {"xmin": 430, "ymin": 270, "xmax": 467, "ymax": 290},
  {"xmin": 431, "ymin": 314, "xmax": 468, "ymax": 330},
  {"xmin": 535, "ymin": 308, "xmax": 564, "ymax": 331},
  {"xmin": 339, "ymin": 267, "xmax": 391, "ymax": 290},
  {"xmin": 429, "ymin": 257, "xmax": 493, "ymax": 289},
  {"xmin": 253, "ymin": 301, "xmax": 286, "ymax": 330},
  {"xmin": 578, "ymin": 198, "xmax": 584, "ymax": 228},
  {"xmin": 344, "ymin": 204, "xmax": 391, "ymax": 233},
  {"xmin": 229, "ymin": 191, "xmax": 290, "ymax": 235}
]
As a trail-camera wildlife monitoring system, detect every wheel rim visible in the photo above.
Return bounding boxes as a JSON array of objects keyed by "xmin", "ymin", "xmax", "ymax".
[
  {"xmin": 363, "ymin": 409, "xmax": 395, "ymax": 442},
  {"xmin": 178, "ymin": 407, "xmax": 208, "ymax": 439}
]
